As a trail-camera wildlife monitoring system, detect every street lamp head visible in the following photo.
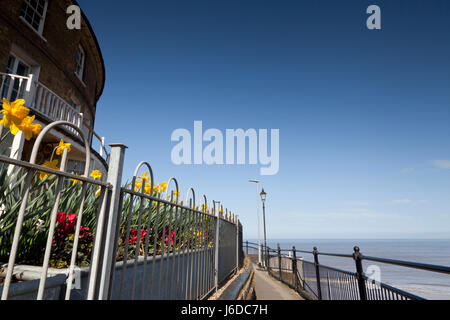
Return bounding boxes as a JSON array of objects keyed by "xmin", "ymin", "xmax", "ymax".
[
  {"xmin": 260, "ymin": 188, "xmax": 267, "ymax": 202},
  {"xmin": 249, "ymin": 179, "xmax": 259, "ymax": 184}
]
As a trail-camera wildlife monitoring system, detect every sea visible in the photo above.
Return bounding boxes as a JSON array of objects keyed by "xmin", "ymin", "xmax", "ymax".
[{"xmin": 247, "ymin": 239, "xmax": 450, "ymax": 300}]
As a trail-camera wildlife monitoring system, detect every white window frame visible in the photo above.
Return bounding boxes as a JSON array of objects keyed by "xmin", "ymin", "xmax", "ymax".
[
  {"xmin": 75, "ymin": 45, "xmax": 86, "ymax": 81},
  {"xmin": 2, "ymin": 46, "xmax": 41, "ymax": 102},
  {"xmin": 2, "ymin": 54, "xmax": 31, "ymax": 100},
  {"xmin": 19, "ymin": 0, "xmax": 49, "ymax": 36}
]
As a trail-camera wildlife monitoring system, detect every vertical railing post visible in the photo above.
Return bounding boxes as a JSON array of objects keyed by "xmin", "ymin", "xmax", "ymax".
[
  {"xmin": 7, "ymin": 131, "xmax": 25, "ymax": 175},
  {"xmin": 214, "ymin": 201, "xmax": 220, "ymax": 292},
  {"xmin": 235, "ymin": 216, "xmax": 239, "ymax": 273},
  {"xmin": 97, "ymin": 144, "xmax": 128, "ymax": 300},
  {"xmin": 277, "ymin": 244, "xmax": 282, "ymax": 281},
  {"xmin": 239, "ymin": 222, "xmax": 243, "ymax": 268},
  {"xmin": 292, "ymin": 246, "xmax": 298, "ymax": 292},
  {"xmin": 327, "ymin": 272, "xmax": 332, "ymax": 300},
  {"xmin": 25, "ymin": 73, "xmax": 34, "ymax": 104},
  {"xmin": 313, "ymin": 247, "xmax": 323, "ymax": 300},
  {"xmin": 78, "ymin": 113, "xmax": 84, "ymax": 131},
  {"xmin": 353, "ymin": 246, "xmax": 367, "ymax": 301},
  {"xmin": 100, "ymin": 137, "xmax": 105, "ymax": 157},
  {"xmin": 246, "ymin": 240, "xmax": 248, "ymax": 255}
]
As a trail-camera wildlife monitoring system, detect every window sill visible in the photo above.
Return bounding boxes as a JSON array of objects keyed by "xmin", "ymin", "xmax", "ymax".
[
  {"xmin": 75, "ymin": 72, "xmax": 87, "ymax": 87},
  {"xmin": 19, "ymin": 17, "xmax": 48, "ymax": 43}
]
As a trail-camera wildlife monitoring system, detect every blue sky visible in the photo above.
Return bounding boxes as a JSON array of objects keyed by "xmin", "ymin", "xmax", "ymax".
[{"xmin": 78, "ymin": 0, "xmax": 450, "ymax": 239}]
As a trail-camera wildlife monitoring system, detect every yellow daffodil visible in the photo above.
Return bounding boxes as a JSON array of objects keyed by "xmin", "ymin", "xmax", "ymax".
[
  {"xmin": 0, "ymin": 98, "xmax": 29, "ymax": 130},
  {"xmin": 134, "ymin": 181, "xmax": 142, "ymax": 192},
  {"xmin": 1, "ymin": 99, "xmax": 42, "ymax": 141},
  {"xmin": 137, "ymin": 171, "xmax": 149, "ymax": 184},
  {"xmin": 90, "ymin": 170, "xmax": 102, "ymax": 180},
  {"xmin": 95, "ymin": 186, "xmax": 102, "ymax": 198},
  {"xmin": 135, "ymin": 180, "xmax": 155, "ymax": 195},
  {"xmin": 134, "ymin": 172, "xmax": 153, "ymax": 193},
  {"xmin": 39, "ymin": 159, "xmax": 59, "ymax": 180},
  {"xmin": 133, "ymin": 178, "xmax": 173, "ymax": 195},
  {"xmin": 143, "ymin": 182, "xmax": 153, "ymax": 195},
  {"xmin": 15, "ymin": 115, "xmax": 42, "ymax": 140},
  {"xmin": 72, "ymin": 175, "xmax": 86, "ymax": 186},
  {"xmin": 56, "ymin": 139, "xmax": 71, "ymax": 155},
  {"xmin": 159, "ymin": 181, "xmax": 167, "ymax": 193}
]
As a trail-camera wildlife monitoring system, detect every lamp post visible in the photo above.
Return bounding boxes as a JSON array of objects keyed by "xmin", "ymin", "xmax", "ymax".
[
  {"xmin": 260, "ymin": 188, "xmax": 268, "ymax": 269},
  {"xmin": 249, "ymin": 179, "xmax": 262, "ymax": 266}
]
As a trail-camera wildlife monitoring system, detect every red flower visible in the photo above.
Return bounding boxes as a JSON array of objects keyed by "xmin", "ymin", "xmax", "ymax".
[
  {"xmin": 56, "ymin": 212, "xmax": 77, "ymax": 235},
  {"xmin": 67, "ymin": 213, "xmax": 76, "ymax": 223},
  {"xmin": 164, "ymin": 230, "xmax": 175, "ymax": 245},
  {"xmin": 57, "ymin": 212, "xmax": 66, "ymax": 225},
  {"xmin": 128, "ymin": 228, "xmax": 137, "ymax": 245},
  {"xmin": 53, "ymin": 212, "xmax": 92, "ymax": 248},
  {"xmin": 80, "ymin": 227, "xmax": 90, "ymax": 233},
  {"xmin": 79, "ymin": 227, "xmax": 93, "ymax": 241},
  {"xmin": 126, "ymin": 228, "xmax": 148, "ymax": 245}
]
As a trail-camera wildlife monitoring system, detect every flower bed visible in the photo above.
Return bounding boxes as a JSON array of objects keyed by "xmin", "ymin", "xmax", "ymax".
[{"xmin": 0, "ymin": 162, "xmax": 212, "ymax": 270}]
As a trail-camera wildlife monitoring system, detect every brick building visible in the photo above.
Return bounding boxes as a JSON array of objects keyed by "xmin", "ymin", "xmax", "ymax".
[{"xmin": 0, "ymin": 0, "xmax": 107, "ymax": 173}]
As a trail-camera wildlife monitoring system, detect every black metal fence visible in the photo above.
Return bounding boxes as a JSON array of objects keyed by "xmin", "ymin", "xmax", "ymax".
[{"xmin": 245, "ymin": 241, "xmax": 450, "ymax": 300}]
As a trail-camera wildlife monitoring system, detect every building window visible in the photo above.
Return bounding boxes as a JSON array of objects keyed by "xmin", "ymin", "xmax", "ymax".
[
  {"xmin": 20, "ymin": 0, "xmax": 49, "ymax": 35},
  {"xmin": 1, "ymin": 55, "xmax": 31, "ymax": 101},
  {"xmin": 75, "ymin": 46, "xmax": 85, "ymax": 80}
]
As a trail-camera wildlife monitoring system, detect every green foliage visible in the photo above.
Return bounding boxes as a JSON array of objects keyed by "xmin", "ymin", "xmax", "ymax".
[
  {"xmin": 116, "ymin": 193, "xmax": 215, "ymax": 260},
  {"xmin": 0, "ymin": 163, "xmax": 100, "ymax": 267},
  {"xmin": 0, "ymin": 165, "xmax": 216, "ymax": 269}
]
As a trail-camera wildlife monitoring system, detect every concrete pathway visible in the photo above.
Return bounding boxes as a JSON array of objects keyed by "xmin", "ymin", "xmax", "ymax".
[{"xmin": 252, "ymin": 264, "xmax": 304, "ymax": 300}]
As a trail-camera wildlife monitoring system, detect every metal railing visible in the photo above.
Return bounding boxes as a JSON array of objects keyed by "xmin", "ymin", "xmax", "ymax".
[
  {"xmin": 0, "ymin": 121, "xmax": 242, "ymax": 300},
  {"xmin": 0, "ymin": 73, "xmax": 108, "ymax": 163},
  {"xmin": 32, "ymin": 82, "xmax": 85, "ymax": 138},
  {"xmin": 110, "ymin": 172, "xmax": 241, "ymax": 300},
  {"xmin": 92, "ymin": 131, "xmax": 110, "ymax": 164},
  {"xmin": 245, "ymin": 241, "xmax": 450, "ymax": 300},
  {"xmin": 0, "ymin": 72, "xmax": 32, "ymax": 103}
]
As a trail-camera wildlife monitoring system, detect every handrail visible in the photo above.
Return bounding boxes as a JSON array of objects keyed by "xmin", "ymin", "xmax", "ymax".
[
  {"xmin": 0, "ymin": 154, "xmax": 111, "ymax": 188},
  {"xmin": 317, "ymin": 252, "xmax": 354, "ymax": 259},
  {"xmin": 274, "ymin": 254, "xmax": 356, "ymax": 277},
  {"xmin": 244, "ymin": 241, "xmax": 450, "ymax": 300},
  {"xmin": 87, "ymin": 124, "xmax": 110, "ymax": 162},
  {"xmin": 0, "ymin": 73, "xmax": 33, "ymax": 104},
  {"xmin": 0, "ymin": 72, "xmax": 31, "ymax": 81},
  {"xmin": 247, "ymin": 242, "xmax": 450, "ymax": 276},
  {"xmin": 294, "ymin": 249, "xmax": 313, "ymax": 254},
  {"xmin": 361, "ymin": 255, "xmax": 450, "ymax": 275},
  {"xmin": 121, "ymin": 187, "xmax": 238, "ymax": 224},
  {"xmin": 33, "ymin": 82, "xmax": 110, "ymax": 164},
  {"xmin": 33, "ymin": 82, "xmax": 81, "ymax": 116},
  {"xmin": 1, "ymin": 72, "xmax": 110, "ymax": 165}
]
